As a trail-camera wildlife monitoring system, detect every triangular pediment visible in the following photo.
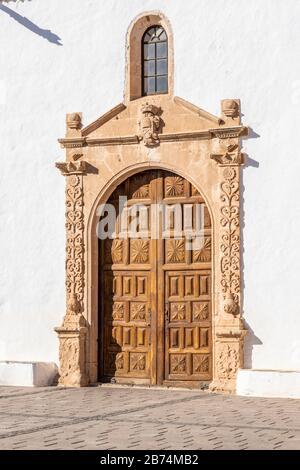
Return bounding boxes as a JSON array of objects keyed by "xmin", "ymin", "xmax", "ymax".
[{"xmin": 81, "ymin": 95, "xmax": 222, "ymax": 139}]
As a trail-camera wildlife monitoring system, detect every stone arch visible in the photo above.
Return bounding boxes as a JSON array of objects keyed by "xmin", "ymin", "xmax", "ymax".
[{"xmin": 124, "ymin": 11, "xmax": 174, "ymax": 102}]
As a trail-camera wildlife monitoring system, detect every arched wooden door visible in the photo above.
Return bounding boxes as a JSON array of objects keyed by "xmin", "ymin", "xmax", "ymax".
[{"xmin": 98, "ymin": 170, "xmax": 212, "ymax": 387}]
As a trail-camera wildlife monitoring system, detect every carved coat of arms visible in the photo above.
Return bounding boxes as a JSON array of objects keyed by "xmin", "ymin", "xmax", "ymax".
[{"xmin": 138, "ymin": 103, "xmax": 162, "ymax": 147}]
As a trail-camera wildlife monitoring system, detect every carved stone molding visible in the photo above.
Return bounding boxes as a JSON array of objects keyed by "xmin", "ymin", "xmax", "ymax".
[{"xmin": 54, "ymin": 164, "xmax": 88, "ymax": 387}]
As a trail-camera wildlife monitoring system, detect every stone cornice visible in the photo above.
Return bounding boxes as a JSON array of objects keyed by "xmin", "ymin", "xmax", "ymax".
[
  {"xmin": 209, "ymin": 126, "xmax": 248, "ymax": 139},
  {"xmin": 58, "ymin": 126, "xmax": 248, "ymax": 149},
  {"xmin": 58, "ymin": 137, "xmax": 85, "ymax": 149},
  {"xmin": 86, "ymin": 136, "xmax": 139, "ymax": 146},
  {"xmin": 159, "ymin": 131, "xmax": 211, "ymax": 142}
]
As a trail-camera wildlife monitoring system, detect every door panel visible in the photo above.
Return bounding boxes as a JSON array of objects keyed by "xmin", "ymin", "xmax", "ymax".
[
  {"xmin": 164, "ymin": 270, "xmax": 212, "ymax": 381},
  {"xmin": 159, "ymin": 171, "xmax": 212, "ymax": 383},
  {"xmin": 99, "ymin": 169, "xmax": 212, "ymax": 385},
  {"xmin": 100, "ymin": 170, "xmax": 156, "ymax": 384}
]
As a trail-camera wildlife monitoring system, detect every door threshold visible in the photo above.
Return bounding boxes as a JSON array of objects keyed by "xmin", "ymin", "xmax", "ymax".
[{"xmin": 96, "ymin": 382, "xmax": 210, "ymax": 392}]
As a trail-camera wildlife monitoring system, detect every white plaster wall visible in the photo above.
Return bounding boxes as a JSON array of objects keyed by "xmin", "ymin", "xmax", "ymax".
[{"xmin": 0, "ymin": 0, "xmax": 300, "ymax": 370}]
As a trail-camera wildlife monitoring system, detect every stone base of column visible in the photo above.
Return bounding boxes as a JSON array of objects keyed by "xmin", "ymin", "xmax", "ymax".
[
  {"xmin": 210, "ymin": 318, "xmax": 247, "ymax": 394},
  {"xmin": 55, "ymin": 309, "xmax": 89, "ymax": 387},
  {"xmin": 209, "ymin": 378, "xmax": 237, "ymax": 394}
]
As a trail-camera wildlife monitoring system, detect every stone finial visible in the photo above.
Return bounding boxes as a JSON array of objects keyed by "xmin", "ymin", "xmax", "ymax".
[
  {"xmin": 66, "ymin": 112, "xmax": 82, "ymax": 129},
  {"xmin": 221, "ymin": 99, "xmax": 240, "ymax": 119}
]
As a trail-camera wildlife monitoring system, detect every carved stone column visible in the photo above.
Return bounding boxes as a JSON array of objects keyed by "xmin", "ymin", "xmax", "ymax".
[
  {"xmin": 55, "ymin": 160, "xmax": 88, "ymax": 387},
  {"xmin": 209, "ymin": 100, "xmax": 248, "ymax": 393}
]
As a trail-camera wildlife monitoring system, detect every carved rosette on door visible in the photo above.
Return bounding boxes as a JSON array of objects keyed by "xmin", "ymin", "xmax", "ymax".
[{"xmin": 99, "ymin": 170, "xmax": 212, "ymax": 386}]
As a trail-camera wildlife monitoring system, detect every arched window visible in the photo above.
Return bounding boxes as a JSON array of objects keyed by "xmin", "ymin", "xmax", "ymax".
[{"xmin": 142, "ymin": 25, "xmax": 168, "ymax": 96}]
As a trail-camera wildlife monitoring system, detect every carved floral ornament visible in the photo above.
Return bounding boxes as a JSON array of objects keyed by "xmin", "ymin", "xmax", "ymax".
[
  {"xmin": 55, "ymin": 95, "xmax": 248, "ymax": 392},
  {"xmin": 219, "ymin": 166, "xmax": 241, "ymax": 315}
]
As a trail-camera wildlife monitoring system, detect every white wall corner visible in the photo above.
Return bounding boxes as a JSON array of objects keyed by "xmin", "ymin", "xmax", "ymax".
[
  {"xmin": 0, "ymin": 361, "xmax": 58, "ymax": 387},
  {"xmin": 237, "ymin": 369, "xmax": 300, "ymax": 399}
]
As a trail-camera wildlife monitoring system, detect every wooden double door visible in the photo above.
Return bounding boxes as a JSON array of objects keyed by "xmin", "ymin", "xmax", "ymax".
[{"xmin": 98, "ymin": 170, "xmax": 212, "ymax": 386}]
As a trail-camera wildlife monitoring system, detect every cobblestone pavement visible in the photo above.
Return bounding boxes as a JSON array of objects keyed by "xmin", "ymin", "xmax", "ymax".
[{"xmin": 0, "ymin": 385, "xmax": 299, "ymax": 450}]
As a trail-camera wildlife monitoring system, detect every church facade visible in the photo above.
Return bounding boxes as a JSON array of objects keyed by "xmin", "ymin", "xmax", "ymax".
[{"xmin": 1, "ymin": 0, "xmax": 300, "ymax": 398}]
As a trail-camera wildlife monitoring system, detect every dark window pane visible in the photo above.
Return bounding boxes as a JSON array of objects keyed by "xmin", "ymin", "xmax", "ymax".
[
  {"xmin": 148, "ymin": 27, "xmax": 157, "ymax": 42},
  {"xmin": 144, "ymin": 77, "xmax": 155, "ymax": 94},
  {"xmin": 144, "ymin": 27, "xmax": 155, "ymax": 42},
  {"xmin": 149, "ymin": 27, "xmax": 156, "ymax": 36},
  {"xmin": 156, "ymin": 75, "xmax": 168, "ymax": 93},
  {"xmin": 156, "ymin": 42, "xmax": 167, "ymax": 58},
  {"xmin": 157, "ymin": 29, "xmax": 167, "ymax": 41},
  {"xmin": 157, "ymin": 59, "xmax": 167, "ymax": 75},
  {"xmin": 144, "ymin": 60, "xmax": 155, "ymax": 76},
  {"xmin": 144, "ymin": 43, "xmax": 155, "ymax": 60}
]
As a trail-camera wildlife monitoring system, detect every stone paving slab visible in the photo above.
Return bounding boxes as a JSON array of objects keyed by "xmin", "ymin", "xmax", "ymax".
[{"xmin": 0, "ymin": 385, "xmax": 299, "ymax": 450}]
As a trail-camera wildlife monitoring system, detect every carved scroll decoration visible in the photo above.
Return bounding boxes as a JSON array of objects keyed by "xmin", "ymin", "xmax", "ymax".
[
  {"xmin": 65, "ymin": 174, "xmax": 84, "ymax": 307},
  {"xmin": 220, "ymin": 166, "xmax": 240, "ymax": 315},
  {"xmin": 55, "ymin": 161, "xmax": 86, "ymax": 317}
]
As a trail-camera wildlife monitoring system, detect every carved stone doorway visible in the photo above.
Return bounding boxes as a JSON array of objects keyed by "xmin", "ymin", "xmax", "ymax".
[
  {"xmin": 55, "ymin": 92, "xmax": 248, "ymax": 394},
  {"xmin": 98, "ymin": 169, "xmax": 212, "ymax": 387}
]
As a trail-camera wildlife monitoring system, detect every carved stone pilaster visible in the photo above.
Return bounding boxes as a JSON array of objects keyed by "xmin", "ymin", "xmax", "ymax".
[
  {"xmin": 210, "ymin": 153, "xmax": 247, "ymax": 393},
  {"xmin": 54, "ymin": 161, "xmax": 88, "ymax": 387}
]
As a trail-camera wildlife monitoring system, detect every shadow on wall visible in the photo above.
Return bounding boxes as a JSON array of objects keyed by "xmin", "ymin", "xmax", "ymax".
[
  {"xmin": 240, "ymin": 124, "xmax": 262, "ymax": 367},
  {"xmin": 0, "ymin": 2, "xmax": 62, "ymax": 46},
  {"xmin": 243, "ymin": 321, "xmax": 263, "ymax": 368}
]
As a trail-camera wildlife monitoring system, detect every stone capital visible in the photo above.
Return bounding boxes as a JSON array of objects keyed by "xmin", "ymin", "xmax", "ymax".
[
  {"xmin": 210, "ymin": 151, "xmax": 244, "ymax": 166},
  {"xmin": 55, "ymin": 160, "xmax": 87, "ymax": 176}
]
